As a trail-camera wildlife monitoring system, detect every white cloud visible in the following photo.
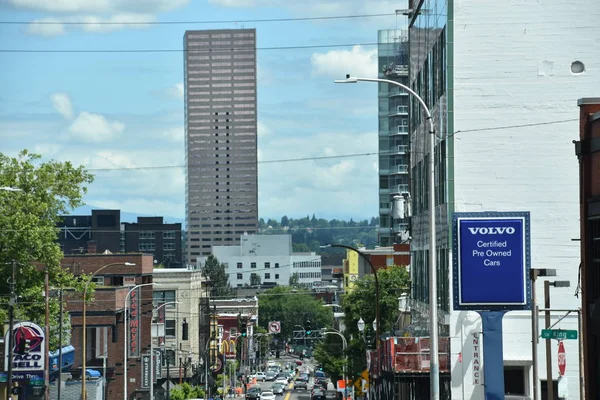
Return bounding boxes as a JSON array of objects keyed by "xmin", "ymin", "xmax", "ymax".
[
  {"xmin": 79, "ymin": 13, "xmax": 157, "ymax": 33},
  {"xmin": 311, "ymin": 45, "xmax": 378, "ymax": 79},
  {"xmin": 50, "ymin": 93, "xmax": 74, "ymax": 120},
  {"xmin": 257, "ymin": 121, "xmax": 270, "ymax": 137},
  {"xmin": 8, "ymin": 0, "xmax": 189, "ymax": 14},
  {"xmin": 26, "ymin": 18, "xmax": 66, "ymax": 36},
  {"xmin": 163, "ymin": 126, "xmax": 183, "ymax": 142},
  {"xmin": 68, "ymin": 111, "xmax": 125, "ymax": 142},
  {"xmin": 164, "ymin": 83, "xmax": 184, "ymax": 99}
]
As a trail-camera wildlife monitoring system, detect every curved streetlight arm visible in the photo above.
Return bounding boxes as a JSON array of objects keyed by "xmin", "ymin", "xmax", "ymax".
[
  {"xmin": 325, "ymin": 244, "xmax": 380, "ymax": 346},
  {"xmin": 150, "ymin": 300, "xmax": 179, "ymax": 400},
  {"xmin": 334, "ymin": 75, "xmax": 440, "ymax": 400},
  {"xmin": 123, "ymin": 282, "xmax": 158, "ymax": 400}
]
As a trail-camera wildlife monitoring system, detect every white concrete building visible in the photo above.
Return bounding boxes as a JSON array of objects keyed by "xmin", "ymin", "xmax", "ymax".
[
  {"xmin": 198, "ymin": 234, "xmax": 321, "ymax": 287},
  {"xmin": 407, "ymin": 0, "xmax": 600, "ymax": 399},
  {"xmin": 152, "ymin": 266, "xmax": 207, "ymax": 374}
]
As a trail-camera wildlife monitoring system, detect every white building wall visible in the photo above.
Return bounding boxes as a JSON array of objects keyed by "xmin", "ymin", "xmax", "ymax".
[{"xmin": 451, "ymin": 1, "xmax": 599, "ymax": 399}]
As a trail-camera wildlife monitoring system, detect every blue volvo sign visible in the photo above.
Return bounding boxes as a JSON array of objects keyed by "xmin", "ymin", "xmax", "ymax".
[{"xmin": 453, "ymin": 212, "xmax": 531, "ymax": 310}]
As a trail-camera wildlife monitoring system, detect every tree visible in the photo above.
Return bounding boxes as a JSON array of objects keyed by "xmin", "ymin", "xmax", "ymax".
[
  {"xmin": 258, "ymin": 286, "xmax": 333, "ymax": 341},
  {"xmin": 0, "ymin": 150, "xmax": 94, "ymax": 350},
  {"xmin": 201, "ymin": 254, "xmax": 234, "ymax": 297},
  {"xmin": 250, "ymin": 272, "xmax": 261, "ymax": 286},
  {"xmin": 288, "ymin": 272, "xmax": 299, "ymax": 286},
  {"xmin": 341, "ymin": 265, "xmax": 411, "ymax": 378},
  {"xmin": 280, "ymin": 215, "xmax": 289, "ymax": 227}
]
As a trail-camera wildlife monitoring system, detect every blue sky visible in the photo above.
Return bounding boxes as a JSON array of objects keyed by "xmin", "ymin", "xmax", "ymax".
[{"xmin": 0, "ymin": 0, "xmax": 406, "ymax": 221}]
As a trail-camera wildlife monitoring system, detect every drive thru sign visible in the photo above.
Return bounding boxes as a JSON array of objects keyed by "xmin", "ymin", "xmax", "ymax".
[{"xmin": 558, "ymin": 341, "xmax": 566, "ymax": 376}]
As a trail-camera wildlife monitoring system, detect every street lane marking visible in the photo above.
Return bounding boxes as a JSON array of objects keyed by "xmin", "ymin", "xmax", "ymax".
[{"xmin": 284, "ymin": 390, "xmax": 291, "ymax": 400}]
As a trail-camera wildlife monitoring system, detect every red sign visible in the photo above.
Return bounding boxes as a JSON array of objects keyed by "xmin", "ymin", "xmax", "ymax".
[
  {"xmin": 557, "ymin": 341, "xmax": 566, "ymax": 376},
  {"xmin": 129, "ymin": 287, "xmax": 141, "ymax": 357},
  {"xmin": 157, "ymin": 303, "xmax": 165, "ymax": 346}
]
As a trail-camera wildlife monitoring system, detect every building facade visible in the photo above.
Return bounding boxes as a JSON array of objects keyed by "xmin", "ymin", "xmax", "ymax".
[
  {"xmin": 199, "ymin": 234, "xmax": 321, "ymax": 287},
  {"xmin": 57, "ymin": 209, "xmax": 121, "ymax": 254},
  {"xmin": 378, "ymin": 29, "xmax": 411, "ymax": 247},
  {"xmin": 407, "ymin": 0, "xmax": 600, "ymax": 399},
  {"xmin": 152, "ymin": 266, "xmax": 207, "ymax": 383},
  {"xmin": 184, "ymin": 29, "xmax": 259, "ymax": 265},
  {"xmin": 123, "ymin": 217, "xmax": 183, "ymax": 268},
  {"xmin": 575, "ymin": 98, "xmax": 600, "ymax": 400},
  {"xmin": 62, "ymin": 253, "xmax": 154, "ymax": 400}
]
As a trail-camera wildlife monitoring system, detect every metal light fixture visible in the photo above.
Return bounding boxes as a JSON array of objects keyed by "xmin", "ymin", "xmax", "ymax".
[
  {"xmin": 372, "ymin": 319, "xmax": 378, "ymax": 332},
  {"xmin": 357, "ymin": 317, "xmax": 365, "ymax": 332}
]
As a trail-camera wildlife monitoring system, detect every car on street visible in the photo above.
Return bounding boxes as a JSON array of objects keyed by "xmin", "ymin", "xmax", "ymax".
[
  {"xmin": 314, "ymin": 377, "xmax": 328, "ymax": 389},
  {"xmin": 311, "ymin": 388, "xmax": 326, "ymax": 400},
  {"xmin": 260, "ymin": 391, "xmax": 276, "ymax": 400},
  {"xmin": 295, "ymin": 360, "xmax": 303, "ymax": 366},
  {"xmin": 265, "ymin": 371, "xmax": 277, "ymax": 381},
  {"xmin": 271, "ymin": 384, "xmax": 285, "ymax": 395},
  {"xmin": 254, "ymin": 372, "xmax": 267, "ymax": 381},
  {"xmin": 275, "ymin": 377, "xmax": 288, "ymax": 386},
  {"xmin": 246, "ymin": 387, "xmax": 262, "ymax": 400},
  {"xmin": 293, "ymin": 379, "xmax": 308, "ymax": 390}
]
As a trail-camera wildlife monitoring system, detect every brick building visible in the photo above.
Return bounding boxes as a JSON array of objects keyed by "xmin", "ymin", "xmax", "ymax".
[
  {"xmin": 575, "ymin": 98, "xmax": 600, "ymax": 400},
  {"xmin": 63, "ymin": 253, "xmax": 154, "ymax": 400}
]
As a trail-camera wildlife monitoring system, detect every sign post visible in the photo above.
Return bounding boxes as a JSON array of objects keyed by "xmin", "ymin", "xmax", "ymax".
[{"xmin": 453, "ymin": 212, "xmax": 531, "ymax": 400}]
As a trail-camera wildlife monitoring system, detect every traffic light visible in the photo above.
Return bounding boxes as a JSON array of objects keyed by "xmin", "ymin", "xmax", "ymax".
[
  {"xmin": 241, "ymin": 319, "xmax": 247, "ymax": 337},
  {"xmin": 304, "ymin": 320, "xmax": 312, "ymax": 335},
  {"xmin": 182, "ymin": 318, "xmax": 189, "ymax": 341}
]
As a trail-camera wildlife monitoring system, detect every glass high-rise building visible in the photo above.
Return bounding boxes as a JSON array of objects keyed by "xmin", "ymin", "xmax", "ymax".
[
  {"xmin": 377, "ymin": 29, "xmax": 410, "ymax": 247},
  {"xmin": 184, "ymin": 29, "xmax": 259, "ymax": 265}
]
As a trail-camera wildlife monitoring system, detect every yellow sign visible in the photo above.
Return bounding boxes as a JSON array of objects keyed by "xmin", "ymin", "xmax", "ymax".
[{"xmin": 353, "ymin": 369, "xmax": 370, "ymax": 391}]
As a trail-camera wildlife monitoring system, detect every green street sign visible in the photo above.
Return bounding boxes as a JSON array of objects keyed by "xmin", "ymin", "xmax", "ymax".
[{"xmin": 541, "ymin": 329, "xmax": 578, "ymax": 340}]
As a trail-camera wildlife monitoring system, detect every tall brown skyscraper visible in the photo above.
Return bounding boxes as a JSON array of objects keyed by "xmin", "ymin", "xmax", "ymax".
[{"xmin": 184, "ymin": 29, "xmax": 258, "ymax": 265}]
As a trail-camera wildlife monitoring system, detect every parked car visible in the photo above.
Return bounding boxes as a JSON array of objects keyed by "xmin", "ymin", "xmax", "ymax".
[
  {"xmin": 271, "ymin": 384, "xmax": 285, "ymax": 395},
  {"xmin": 293, "ymin": 379, "xmax": 308, "ymax": 390}
]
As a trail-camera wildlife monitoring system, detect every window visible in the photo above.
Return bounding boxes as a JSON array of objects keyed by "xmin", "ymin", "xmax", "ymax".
[
  {"xmin": 265, "ymin": 273, "xmax": 271, "ymax": 279},
  {"xmin": 139, "ymin": 231, "xmax": 155, "ymax": 239},
  {"xmin": 275, "ymin": 274, "xmax": 279, "ymax": 279},
  {"xmin": 91, "ymin": 276, "xmax": 105, "ymax": 286},
  {"xmin": 164, "ymin": 231, "xmax": 176, "ymax": 239},
  {"xmin": 154, "ymin": 290, "xmax": 176, "ymax": 307},
  {"xmin": 163, "ymin": 242, "xmax": 175, "ymax": 251},
  {"xmin": 237, "ymin": 262, "xmax": 243, "ymax": 269},
  {"xmin": 165, "ymin": 320, "xmax": 176, "ymax": 337},
  {"xmin": 265, "ymin": 262, "xmax": 270, "ymax": 269},
  {"xmin": 275, "ymin": 263, "xmax": 279, "ymax": 268},
  {"xmin": 251, "ymin": 262, "xmax": 256, "ymax": 269},
  {"xmin": 237, "ymin": 273, "xmax": 243, "ymax": 279}
]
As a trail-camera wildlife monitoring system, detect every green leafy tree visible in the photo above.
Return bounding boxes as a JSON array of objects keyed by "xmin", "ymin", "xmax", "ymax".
[
  {"xmin": 313, "ymin": 333, "xmax": 346, "ymax": 384},
  {"xmin": 258, "ymin": 286, "xmax": 333, "ymax": 341},
  {"xmin": 201, "ymin": 254, "xmax": 234, "ymax": 297},
  {"xmin": 170, "ymin": 382, "xmax": 205, "ymax": 400},
  {"xmin": 250, "ymin": 272, "xmax": 261, "ymax": 286},
  {"xmin": 340, "ymin": 265, "xmax": 411, "ymax": 379},
  {"xmin": 0, "ymin": 150, "xmax": 94, "ymax": 350},
  {"xmin": 288, "ymin": 272, "xmax": 299, "ymax": 286}
]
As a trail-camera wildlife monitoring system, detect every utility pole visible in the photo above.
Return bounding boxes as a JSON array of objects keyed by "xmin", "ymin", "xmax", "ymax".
[
  {"xmin": 58, "ymin": 289, "xmax": 64, "ymax": 400},
  {"xmin": 7, "ymin": 260, "xmax": 16, "ymax": 400},
  {"xmin": 544, "ymin": 281, "xmax": 554, "ymax": 400},
  {"xmin": 44, "ymin": 267, "xmax": 50, "ymax": 400}
]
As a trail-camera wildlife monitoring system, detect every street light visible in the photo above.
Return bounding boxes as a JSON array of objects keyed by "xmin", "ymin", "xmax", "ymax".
[
  {"xmin": 123, "ymin": 282, "xmax": 158, "ymax": 400},
  {"xmin": 322, "ymin": 244, "xmax": 380, "ymax": 354},
  {"xmin": 82, "ymin": 262, "xmax": 135, "ymax": 400},
  {"xmin": 323, "ymin": 331, "xmax": 348, "ymax": 400},
  {"xmin": 151, "ymin": 301, "xmax": 180, "ymax": 400},
  {"xmin": 335, "ymin": 75, "xmax": 439, "ymax": 400}
]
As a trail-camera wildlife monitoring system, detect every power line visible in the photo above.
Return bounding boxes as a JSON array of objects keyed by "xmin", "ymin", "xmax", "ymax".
[
  {"xmin": 0, "ymin": 13, "xmax": 396, "ymax": 26},
  {"xmin": 85, "ymin": 152, "xmax": 377, "ymax": 172},
  {"xmin": 0, "ymin": 42, "xmax": 379, "ymax": 54},
  {"xmin": 451, "ymin": 118, "xmax": 578, "ymax": 135}
]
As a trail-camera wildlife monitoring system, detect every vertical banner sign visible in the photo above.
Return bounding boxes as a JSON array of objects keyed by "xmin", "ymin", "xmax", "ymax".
[
  {"xmin": 154, "ymin": 349, "xmax": 162, "ymax": 381},
  {"xmin": 141, "ymin": 354, "xmax": 151, "ymax": 389},
  {"xmin": 157, "ymin": 303, "xmax": 165, "ymax": 347},
  {"xmin": 453, "ymin": 212, "xmax": 531, "ymax": 310},
  {"xmin": 4, "ymin": 322, "xmax": 46, "ymax": 375},
  {"xmin": 129, "ymin": 287, "xmax": 141, "ymax": 358},
  {"xmin": 471, "ymin": 332, "xmax": 483, "ymax": 385}
]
